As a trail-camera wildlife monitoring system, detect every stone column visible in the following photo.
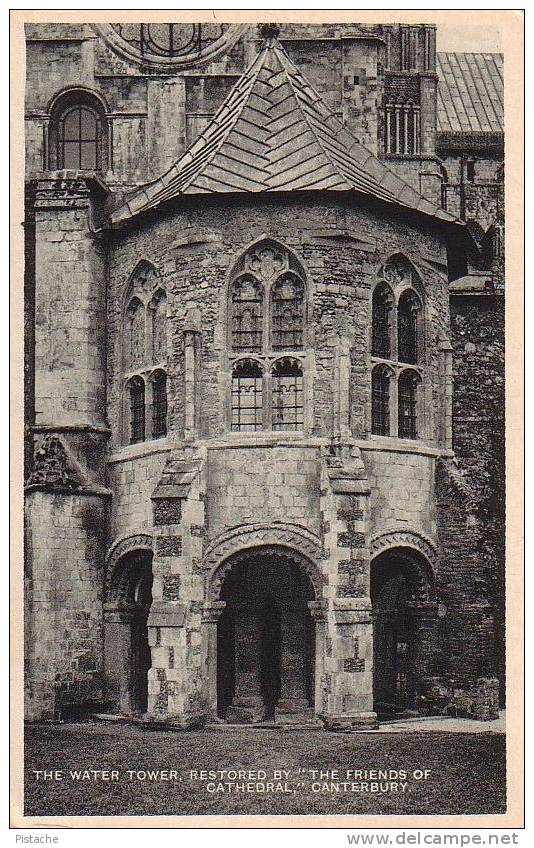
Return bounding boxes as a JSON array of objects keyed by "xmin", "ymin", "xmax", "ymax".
[
  {"xmin": 201, "ymin": 601, "xmax": 227, "ymax": 719},
  {"xmin": 276, "ymin": 604, "xmax": 312, "ymax": 721},
  {"xmin": 103, "ymin": 604, "xmax": 135, "ymax": 715},
  {"xmin": 183, "ymin": 304, "xmax": 202, "ymax": 441},
  {"xmin": 309, "ymin": 601, "xmax": 328, "ymax": 715},
  {"xmin": 226, "ymin": 603, "xmax": 265, "ymax": 723}
]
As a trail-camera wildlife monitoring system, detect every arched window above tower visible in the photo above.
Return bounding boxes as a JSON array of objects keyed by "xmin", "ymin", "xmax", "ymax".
[{"xmin": 48, "ymin": 90, "xmax": 109, "ymax": 173}]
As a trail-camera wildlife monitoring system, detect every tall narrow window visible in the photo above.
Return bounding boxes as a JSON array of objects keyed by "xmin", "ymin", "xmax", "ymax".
[
  {"xmin": 125, "ymin": 298, "xmax": 146, "ymax": 370},
  {"xmin": 372, "ymin": 284, "xmax": 393, "ymax": 358},
  {"xmin": 231, "ymin": 276, "xmax": 263, "ymax": 353},
  {"xmin": 398, "ymin": 371, "xmax": 419, "ymax": 439},
  {"xmin": 272, "ymin": 358, "xmax": 304, "ymax": 431},
  {"xmin": 228, "ymin": 241, "xmax": 308, "ymax": 432},
  {"xmin": 151, "ymin": 290, "xmax": 167, "ymax": 363},
  {"xmin": 271, "ymin": 274, "xmax": 304, "ymax": 350},
  {"xmin": 398, "ymin": 290, "xmax": 420, "ymax": 364},
  {"xmin": 231, "ymin": 360, "xmax": 263, "ymax": 431},
  {"xmin": 59, "ymin": 106, "xmax": 100, "ymax": 170},
  {"xmin": 372, "ymin": 366, "xmax": 391, "ymax": 436},
  {"xmin": 152, "ymin": 371, "xmax": 167, "ymax": 439},
  {"xmin": 129, "ymin": 377, "xmax": 146, "ymax": 444}
]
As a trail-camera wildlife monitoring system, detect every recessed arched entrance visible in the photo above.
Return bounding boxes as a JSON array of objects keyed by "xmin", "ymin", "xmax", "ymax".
[
  {"xmin": 103, "ymin": 548, "xmax": 153, "ymax": 714},
  {"xmin": 371, "ymin": 546, "xmax": 434, "ymax": 719},
  {"xmin": 215, "ymin": 548, "xmax": 317, "ymax": 723}
]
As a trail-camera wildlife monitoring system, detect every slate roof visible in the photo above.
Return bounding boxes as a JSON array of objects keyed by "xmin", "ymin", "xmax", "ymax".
[
  {"xmin": 112, "ymin": 34, "xmax": 459, "ymax": 228},
  {"xmin": 437, "ymin": 53, "xmax": 503, "ymax": 133}
]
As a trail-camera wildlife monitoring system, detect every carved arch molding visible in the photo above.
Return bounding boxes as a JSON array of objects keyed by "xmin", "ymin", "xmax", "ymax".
[
  {"xmin": 105, "ymin": 533, "xmax": 153, "ymax": 601},
  {"xmin": 370, "ymin": 530, "xmax": 438, "ymax": 571},
  {"xmin": 204, "ymin": 523, "xmax": 325, "ymax": 601}
]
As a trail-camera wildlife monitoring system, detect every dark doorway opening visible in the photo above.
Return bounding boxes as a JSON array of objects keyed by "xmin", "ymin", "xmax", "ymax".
[
  {"xmin": 216, "ymin": 551, "xmax": 315, "ymax": 722},
  {"xmin": 371, "ymin": 548, "xmax": 432, "ymax": 720},
  {"xmin": 104, "ymin": 550, "xmax": 153, "ymax": 715}
]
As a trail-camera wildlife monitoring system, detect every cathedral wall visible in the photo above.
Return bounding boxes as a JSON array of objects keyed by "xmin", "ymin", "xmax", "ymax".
[
  {"xmin": 206, "ymin": 444, "xmax": 322, "ymax": 540},
  {"xmin": 107, "ymin": 195, "xmax": 450, "ymax": 452},
  {"xmin": 25, "ymin": 491, "xmax": 106, "ymax": 720},
  {"xmin": 363, "ymin": 446, "xmax": 436, "ymax": 539},
  {"xmin": 108, "ymin": 445, "xmax": 171, "ymax": 539}
]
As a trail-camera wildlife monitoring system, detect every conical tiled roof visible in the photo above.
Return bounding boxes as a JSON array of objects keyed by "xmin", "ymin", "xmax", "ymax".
[{"xmin": 111, "ymin": 34, "xmax": 460, "ymax": 228}]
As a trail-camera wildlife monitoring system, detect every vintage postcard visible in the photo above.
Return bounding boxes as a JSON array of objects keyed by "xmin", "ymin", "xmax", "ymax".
[{"xmin": 10, "ymin": 8, "xmax": 524, "ymax": 829}]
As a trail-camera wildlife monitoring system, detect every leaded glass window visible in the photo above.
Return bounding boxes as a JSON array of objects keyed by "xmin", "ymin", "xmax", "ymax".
[
  {"xmin": 398, "ymin": 291, "xmax": 420, "ymax": 364},
  {"xmin": 372, "ymin": 284, "xmax": 393, "ymax": 358},
  {"xmin": 58, "ymin": 106, "xmax": 101, "ymax": 171},
  {"xmin": 129, "ymin": 377, "xmax": 146, "ymax": 444},
  {"xmin": 228, "ymin": 242, "xmax": 308, "ymax": 432},
  {"xmin": 231, "ymin": 360, "xmax": 263, "ymax": 431},
  {"xmin": 271, "ymin": 274, "xmax": 304, "ymax": 350},
  {"xmin": 272, "ymin": 358, "xmax": 304, "ymax": 431},
  {"xmin": 125, "ymin": 298, "xmax": 145, "ymax": 370},
  {"xmin": 231, "ymin": 276, "xmax": 263, "ymax": 353},
  {"xmin": 398, "ymin": 371, "xmax": 419, "ymax": 439},
  {"xmin": 372, "ymin": 366, "xmax": 391, "ymax": 436},
  {"xmin": 152, "ymin": 371, "xmax": 167, "ymax": 439}
]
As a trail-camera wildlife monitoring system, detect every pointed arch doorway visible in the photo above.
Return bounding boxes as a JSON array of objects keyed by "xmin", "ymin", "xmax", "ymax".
[
  {"xmin": 371, "ymin": 547, "xmax": 435, "ymax": 719},
  {"xmin": 104, "ymin": 549, "xmax": 153, "ymax": 714},
  {"xmin": 214, "ymin": 547, "xmax": 319, "ymax": 723}
]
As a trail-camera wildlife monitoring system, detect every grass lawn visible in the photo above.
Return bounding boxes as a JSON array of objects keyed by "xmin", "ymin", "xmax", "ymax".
[{"xmin": 24, "ymin": 722, "xmax": 506, "ymax": 817}]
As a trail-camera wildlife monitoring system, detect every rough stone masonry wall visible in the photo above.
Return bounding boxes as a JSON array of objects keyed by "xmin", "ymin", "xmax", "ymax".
[
  {"xmin": 25, "ymin": 491, "xmax": 107, "ymax": 720},
  {"xmin": 207, "ymin": 446, "xmax": 321, "ymax": 540},
  {"xmin": 445, "ymin": 293, "xmax": 505, "ymax": 706}
]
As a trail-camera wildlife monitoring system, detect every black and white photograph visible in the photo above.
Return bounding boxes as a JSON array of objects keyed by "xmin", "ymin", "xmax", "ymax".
[{"xmin": 11, "ymin": 9, "xmax": 524, "ymax": 828}]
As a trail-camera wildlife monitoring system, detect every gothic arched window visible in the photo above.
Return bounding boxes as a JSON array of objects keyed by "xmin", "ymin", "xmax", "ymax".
[
  {"xmin": 372, "ymin": 283, "xmax": 393, "ymax": 358},
  {"xmin": 397, "ymin": 290, "xmax": 421, "ymax": 364},
  {"xmin": 371, "ymin": 365, "xmax": 391, "ymax": 436},
  {"xmin": 271, "ymin": 274, "xmax": 304, "ymax": 351},
  {"xmin": 151, "ymin": 370, "xmax": 167, "ymax": 439},
  {"xmin": 121, "ymin": 262, "xmax": 167, "ymax": 445},
  {"xmin": 227, "ymin": 242, "xmax": 307, "ymax": 432},
  {"xmin": 272, "ymin": 358, "xmax": 304, "ymax": 431},
  {"xmin": 370, "ymin": 257, "xmax": 425, "ymax": 440},
  {"xmin": 48, "ymin": 90, "xmax": 108, "ymax": 173},
  {"xmin": 398, "ymin": 370, "xmax": 420, "ymax": 440},
  {"xmin": 125, "ymin": 297, "xmax": 146, "ymax": 371},
  {"xmin": 231, "ymin": 360, "xmax": 263, "ymax": 432},
  {"xmin": 231, "ymin": 276, "xmax": 263, "ymax": 353},
  {"xmin": 129, "ymin": 376, "xmax": 146, "ymax": 444}
]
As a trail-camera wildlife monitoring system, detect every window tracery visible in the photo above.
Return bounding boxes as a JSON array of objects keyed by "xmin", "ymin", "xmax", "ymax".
[
  {"xmin": 228, "ymin": 242, "xmax": 307, "ymax": 432},
  {"xmin": 370, "ymin": 256, "xmax": 425, "ymax": 440},
  {"xmin": 122, "ymin": 263, "xmax": 168, "ymax": 444}
]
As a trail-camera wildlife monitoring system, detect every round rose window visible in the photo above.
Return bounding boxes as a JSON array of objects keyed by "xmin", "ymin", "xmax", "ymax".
[{"xmin": 95, "ymin": 23, "xmax": 247, "ymax": 69}]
